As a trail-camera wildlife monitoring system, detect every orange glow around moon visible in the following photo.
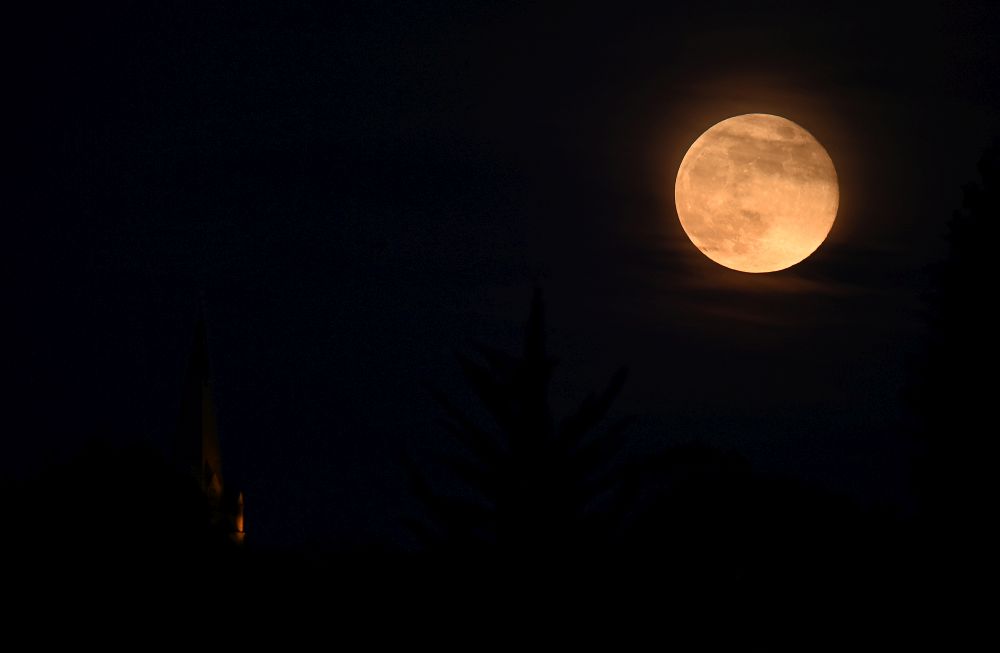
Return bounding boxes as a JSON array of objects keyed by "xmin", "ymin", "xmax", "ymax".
[{"xmin": 674, "ymin": 114, "xmax": 839, "ymax": 273}]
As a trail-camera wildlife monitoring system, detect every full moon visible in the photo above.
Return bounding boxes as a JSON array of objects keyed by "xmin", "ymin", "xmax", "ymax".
[{"xmin": 674, "ymin": 113, "xmax": 839, "ymax": 273}]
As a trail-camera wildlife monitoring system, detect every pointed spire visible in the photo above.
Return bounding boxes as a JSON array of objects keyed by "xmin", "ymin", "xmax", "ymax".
[
  {"xmin": 176, "ymin": 305, "xmax": 246, "ymax": 544},
  {"xmin": 176, "ymin": 317, "xmax": 223, "ymax": 500}
]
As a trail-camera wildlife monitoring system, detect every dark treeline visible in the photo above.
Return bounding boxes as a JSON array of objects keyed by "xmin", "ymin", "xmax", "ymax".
[
  {"xmin": 911, "ymin": 142, "xmax": 997, "ymax": 555},
  {"xmin": 405, "ymin": 287, "xmax": 908, "ymax": 591},
  {"xmin": 5, "ymin": 146, "xmax": 996, "ymax": 600}
]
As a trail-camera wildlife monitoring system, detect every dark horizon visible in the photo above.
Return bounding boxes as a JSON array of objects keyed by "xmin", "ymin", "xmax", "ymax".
[{"xmin": 6, "ymin": 0, "xmax": 998, "ymax": 566}]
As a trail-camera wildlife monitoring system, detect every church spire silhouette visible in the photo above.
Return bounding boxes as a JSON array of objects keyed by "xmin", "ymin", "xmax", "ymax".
[
  {"xmin": 177, "ymin": 318, "xmax": 224, "ymax": 500},
  {"xmin": 176, "ymin": 313, "xmax": 244, "ymax": 543}
]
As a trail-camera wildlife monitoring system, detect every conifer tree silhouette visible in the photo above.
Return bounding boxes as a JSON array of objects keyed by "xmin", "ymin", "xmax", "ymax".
[
  {"xmin": 915, "ymin": 142, "xmax": 998, "ymax": 537},
  {"xmin": 409, "ymin": 289, "xmax": 630, "ymax": 556}
]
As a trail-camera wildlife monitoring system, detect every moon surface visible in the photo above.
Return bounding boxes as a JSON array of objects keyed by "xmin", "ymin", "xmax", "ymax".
[{"xmin": 674, "ymin": 114, "xmax": 839, "ymax": 273}]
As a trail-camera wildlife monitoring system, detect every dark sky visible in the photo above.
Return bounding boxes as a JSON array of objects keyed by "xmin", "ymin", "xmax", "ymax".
[{"xmin": 7, "ymin": 1, "xmax": 999, "ymax": 550}]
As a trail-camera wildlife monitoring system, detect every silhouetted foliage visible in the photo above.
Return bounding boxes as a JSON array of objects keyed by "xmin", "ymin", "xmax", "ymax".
[
  {"xmin": 408, "ymin": 288, "xmax": 631, "ymax": 556},
  {"xmin": 614, "ymin": 443, "xmax": 886, "ymax": 584},
  {"xmin": 914, "ymin": 142, "xmax": 998, "ymax": 537},
  {"xmin": 405, "ymin": 288, "xmax": 896, "ymax": 588}
]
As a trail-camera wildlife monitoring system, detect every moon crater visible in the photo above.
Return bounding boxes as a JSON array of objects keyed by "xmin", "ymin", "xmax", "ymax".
[{"xmin": 675, "ymin": 114, "xmax": 838, "ymax": 273}]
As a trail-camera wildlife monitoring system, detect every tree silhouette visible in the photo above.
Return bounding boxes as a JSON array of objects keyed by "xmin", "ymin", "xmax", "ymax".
[
  {"xmin": 408, "ymin": 288, "xmax": 630, "ymax": 557},
  {"xmin": 914, "ymin": 142, "xmax": 998, "ymax": 539}
]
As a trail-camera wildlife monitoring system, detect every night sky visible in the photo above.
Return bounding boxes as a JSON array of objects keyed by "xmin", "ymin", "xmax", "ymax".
[{"xmin": 7, "ymin": 1, "xmax": 999, "ymax": 553}]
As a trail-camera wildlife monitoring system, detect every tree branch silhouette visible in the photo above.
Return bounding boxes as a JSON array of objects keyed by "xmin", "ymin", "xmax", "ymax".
[{"xmin": 408, "ymin": 288, "xmax": 630, "ymax": 556}]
